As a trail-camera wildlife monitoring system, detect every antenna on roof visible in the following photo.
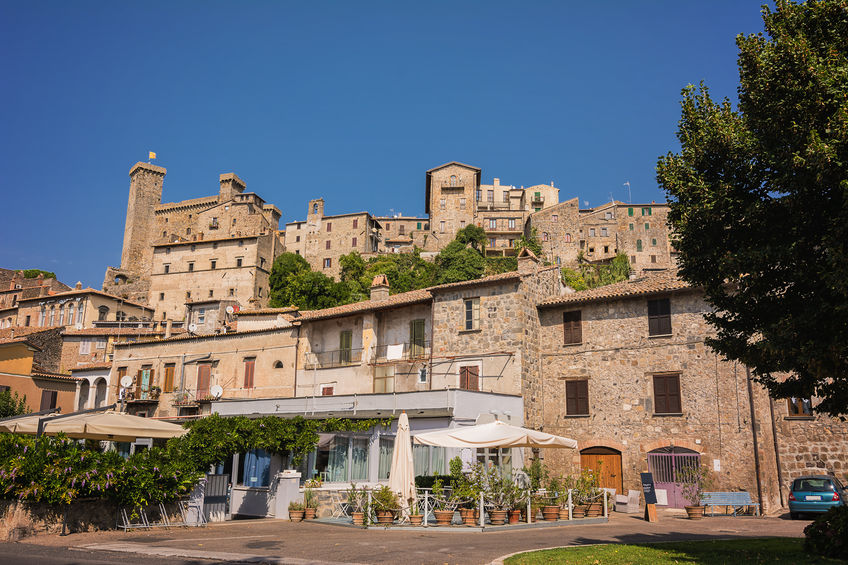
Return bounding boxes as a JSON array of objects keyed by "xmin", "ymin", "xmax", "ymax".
[{"xmin": 623, "ymin": 181, "xmax": 632, "ymax": 203}]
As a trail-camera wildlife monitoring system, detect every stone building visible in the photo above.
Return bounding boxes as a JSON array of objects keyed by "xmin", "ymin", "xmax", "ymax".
[
  {"xmin": 103, "ymin": 162, "xmax": 284, "ymax": 323},
  {"xmin": 532, "ymin": 271, "xmax": 847, "ymax": 513},
  {"xmin": 14, "ymin": 285, "xmax": 153, "ymax": 331},
  {"xmin": 373, "ymin": 215, "xmax": 430, "ymax": 254},
  {"xmin": 0, "ymin": 338, "xmax": 80, "ymax": 413},
  {"xmin": 59, "ymin": 326, "xmax": 171, "ymax": 373},
  {"xmin": 282, "ymin": 199, "xmax": 381, "ymax": 279},
  {"xmin": 0, "ymin": 270, "xmax": 71, "ymax": 327}
]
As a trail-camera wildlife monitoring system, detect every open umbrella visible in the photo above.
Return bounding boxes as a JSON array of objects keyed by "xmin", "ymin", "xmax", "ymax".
[
  {"xmin": 387, "ymin": 412, "xmax": 416, "ymax": 516},
  {"xmin": 0, "ymin": 410, "xmax": 187, "ymax": 442},
  {"xmin": 413, "ymin": 420, "xmax": 577, "ymax": 449}
]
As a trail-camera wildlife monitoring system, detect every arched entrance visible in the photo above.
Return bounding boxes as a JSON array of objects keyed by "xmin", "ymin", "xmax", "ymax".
[
  {"xmin": 77, "ymin": 380, "xmax": 90, "ymax": 411},
  {"xmin": 647, "ymin": 446, "xmax": 701, "ymax": 508},
  {"xmin": 580, "ymin": 446, "xmax": 623, "ymax": 493},
  {"xmin": 94, "ymin": 378, "xmax": 108, "ymax": 408}
]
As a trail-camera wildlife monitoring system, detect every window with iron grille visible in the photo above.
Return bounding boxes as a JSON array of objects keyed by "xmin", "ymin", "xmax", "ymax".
[
  {"xmin": 563, "ymin": 310, "xmax": 582, "ymax": 344},
  {"xmin": 648, "ymin": 298, "xmax": 672, "ymax": 336},
  {"xmin": 653, "ymin": 373, "xmax": 682, "ymax": 414},
  {"xmin": 565, "ymin": 379, "xmax": 589, "ymax": 415}
]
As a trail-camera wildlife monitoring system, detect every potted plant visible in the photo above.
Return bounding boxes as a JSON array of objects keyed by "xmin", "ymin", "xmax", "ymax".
[
  {"xmin": 542, "ymin": 476, "xmax": 562, "ymax": 521},
  {"xmin": 372, "ymin": 485, "xmax": 399, "ymax": 525},
  {"xmin": 288, "ymin": 500, "xmax": 305, "ymax": 522},
  {"xmin": 149, "ymin": 385, "xmax": 161, "ymax": 399},
  {"xmin": 676, "ymin": 464, "xmax": 714, "ymax": 519},
  {"xmin": 304, "ymin": 488, "xmax": 318, "ymax": 519},
  {"xmin": 346, "ymin": 483, "xmax": 368, "ymax": 526},
  {"xmin": 431, "ymin": 478, "xmax": 456, "ymax": 526},
  {"xmin": 558, "ymin": 475, "xmax": 575, "ymax": 520},
  {"xmin": 409, "ymin": 496, "xmax": 424, "ymax": 526},
  {"xmin": 481, "ymin": 466, "xmax": 513, "ymax": 526}
]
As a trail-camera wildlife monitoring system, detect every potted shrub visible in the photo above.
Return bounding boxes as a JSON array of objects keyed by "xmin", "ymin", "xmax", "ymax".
[
  {"xmin": 558, "ymin": 475, "xmax": 575, "ymax": 520},
  {"xmin": 543, "ymin": 476, "xmax": 562, "ymax": 521},
  {"xmin": 409, "ymin": 497, "xmax": 424, "ymax": 526},
  {"xmin": 304, "ymin": 488, "xmax": 318, "ymax": 519},
  {"xmin": 149, "ymin": 385, "xmax": 161, "ymax": 399},
  {"xmin": 347, "ymin": 483, "xmax": 368, "ymax": 526},
  {"xmin": 288, "ymin": 501, "xmax": 305, "ymax": 522},
  {"xmin": 676, "ymin": 464, "xmax": 714, "ymax": 519},
  {"xmin": 431, "ymin": 478, "xmax": 456, "ymax": 526},
  {"xmin": 372, "ymin": 485, "xmax": 399, "ymax": 525},
  {"xmin": 481, "ymin": 466, "xmax": 514, "ymax": 526}
]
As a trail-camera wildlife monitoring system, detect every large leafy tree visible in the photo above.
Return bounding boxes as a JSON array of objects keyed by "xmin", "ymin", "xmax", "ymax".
[{"xmin": 656, "ymin": 0, "xmax": 848, "ymax": 416}]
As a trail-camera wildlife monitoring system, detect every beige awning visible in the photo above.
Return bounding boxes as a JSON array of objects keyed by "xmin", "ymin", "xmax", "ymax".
[
  {"xmin": 0, "ymin": 410, "xmax": 187, "ymax": 442},
  {"xmin": 413, "ymin": 420, "xmax": 577, "ymax": 449}
]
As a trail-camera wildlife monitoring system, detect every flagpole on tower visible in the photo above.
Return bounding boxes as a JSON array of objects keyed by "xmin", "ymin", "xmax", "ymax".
[{"xmin": 148, "ymin": 151, "xmax": 157, "ymax": 164}]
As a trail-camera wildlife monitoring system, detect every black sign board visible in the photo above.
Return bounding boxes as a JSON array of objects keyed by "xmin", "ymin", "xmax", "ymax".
[{"xmin": 641, "ymin": 472, "xmax": 657, "ymax": 505}]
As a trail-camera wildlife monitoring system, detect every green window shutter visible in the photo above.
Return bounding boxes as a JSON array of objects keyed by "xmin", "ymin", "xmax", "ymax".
[
  {"xmin": 628, "ymin": 208, "xmax": 634, "ymax": 216},
  {"xmin": 636, "ymin": 239, "xmax": 643, "ymax": 252},
  {"xmin": 645, "ymin": 223, "xmax": 650, "ymax": 230},
  {"xmin": 629, "ymin": 223, "xmax": 633, "ymax": 231},
  {"xmin": 417, "ymin": 222, "xmax": 421, "ymax": 230}
]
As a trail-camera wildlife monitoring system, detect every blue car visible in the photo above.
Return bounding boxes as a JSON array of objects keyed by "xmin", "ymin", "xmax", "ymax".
[{"xmin": 788, "ymin": 475, "xmax": 847, "ymax": 519}]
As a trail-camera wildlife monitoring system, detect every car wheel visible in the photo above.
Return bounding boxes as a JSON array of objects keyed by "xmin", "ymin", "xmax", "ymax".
[{"xmin": 790, "ymin": 512, "xmax": 799, "ymax": 520}]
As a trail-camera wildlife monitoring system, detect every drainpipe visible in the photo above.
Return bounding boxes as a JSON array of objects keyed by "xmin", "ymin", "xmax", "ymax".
[
  {"xmin": 768, "ymin": 394, "xmax": 786, "ymax": 507},
  {"xmin": 427, "ymin": 299, "xmax": 434, "ymax": 391},
  {"xmin": 745, "ymin": 366, "xmax": 765, "ymax": 511},
  {"xmin": 292, "ymin": 325, "xmax": 299, "ymax": 398}
]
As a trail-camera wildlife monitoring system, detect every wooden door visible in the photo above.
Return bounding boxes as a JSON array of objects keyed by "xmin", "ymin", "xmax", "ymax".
[
  {"xmin": 197, "ymin": 364, "xmax": 211, "ymax": 400},
  {"xmin": 580, "ymin": 447, "xmax": 623, "ymax": 493}
]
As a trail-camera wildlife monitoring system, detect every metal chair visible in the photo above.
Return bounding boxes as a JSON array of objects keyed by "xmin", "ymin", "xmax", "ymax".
[{"xmin": 330, "ymin": 490, "xmax": 350, "ymax": 519}]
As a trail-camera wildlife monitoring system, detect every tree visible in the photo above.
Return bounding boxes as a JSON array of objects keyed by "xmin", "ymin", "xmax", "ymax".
[
  {"xmin": 656, "ymin": 0, "xmax": 848, "ymax": 416},
  {"xmin": 514, "ymin": 227, "xmax": 543, "ymax": 257},
  {"xmin": 268, "ymin": 253, "xmax": 310, "ymax": 307},
  {"xmin": 455, "ymin": 224, "xmax": 487, "ymax": 251},
  {"xmin": 435, "ymin": 240, "xmax": 485, "ymax": 284},
  {"xmin": 278, "ymin": 271, "xmax": 351, "ymax": 311},
  {"xmin": 0, "ymin": 390, "xmax": 28, "ymax": 418},
  {"xmin": 22, "ymin": 269, "xmax": 55, "ymax": 279}
]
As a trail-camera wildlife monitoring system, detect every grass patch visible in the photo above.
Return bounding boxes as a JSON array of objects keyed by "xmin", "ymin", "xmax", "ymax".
[{"xmin": 504, "ymin": 538, "xmax": 846, "ymax": 564}]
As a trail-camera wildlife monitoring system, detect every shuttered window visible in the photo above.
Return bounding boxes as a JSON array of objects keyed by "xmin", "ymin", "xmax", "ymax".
[
  {"xmin": 565, "ymin": 380, "xmax": 589, "ymax": 415},
  {"xmin": 243, "ymin": 358, "xmax": 255, "ymax": 389},
  {"xmin": 459, "ymin": 366, "xmax": 479, "ymax": 391},
  {"xmin": 648, "ymin": 298, "xmax": 672, "ymax": 336},
  {"xmin": 653, "ymin": 373, "xmax": 682, "ymax": 414},
  {"xmin": 464, "ymin": 298, "xmax": 480, "ymax": 330},
  {"xmin": 163, "ymin": 364, "xmax": 175, "ymax": 392},
  {"xmin": 197, "ymin": 363, "xmax": 211, "ymax": 400},
  {"xmin": 39, "ymin": 390, "xmax": 57, "ymax": 410},
  {"xmin": 563, "ymin": 310, "xmax": 582, "ymax": 344}
]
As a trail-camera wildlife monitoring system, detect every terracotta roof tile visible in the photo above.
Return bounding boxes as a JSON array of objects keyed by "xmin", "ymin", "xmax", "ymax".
[
  {"xmin": 0, "ymin": 327, "xmax": 58, "ymax": 340},
  {"xmin": 538, "ymin": 270, "xmax": 692, "ymax": 308},
  {"xmin": 69, "ymin": 362, "xmax": 113, "ymax": 372},
  {"xmin": 298, "ymin": 289, "xmax": 433, "ymax": 321},
  {"xmin": 118, "ymin": 326, "xmax": 296, "ymax": 347},
  {"xmin": 16, "ymin": 288, "xmax": 153, "ymax": 311},
  {"xmin": 0, "ymin": 337, "xmax": 40, "ymax": 348},
  {"xmin": 31, "ymin": 371, "xmax": 79, "ymax": 382},
  {"xmin": 61, "ymin": 327, "xmax": 172, "ymax": 337},
  {"xmin": 236, "ymin": 307, "xmax": 299, "ymax": 316}
]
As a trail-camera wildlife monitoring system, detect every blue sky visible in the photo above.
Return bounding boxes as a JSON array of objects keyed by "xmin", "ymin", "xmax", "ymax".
[{"xmin": 0, "ymin": 1, "xmax": 767, "ymax": 288}]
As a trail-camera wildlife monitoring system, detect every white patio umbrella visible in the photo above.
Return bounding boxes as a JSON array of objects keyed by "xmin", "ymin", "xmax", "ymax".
[
  {"xmin": 387, "ymin": 412, "xmax": 416, "ymax": 515},
  {"xmin": 413, "ymin": 420, "xmax": 578, "ymax": 449},
  {"xmin": 0, "ymin": 410, "xmax": 187, "ymax": 442}
]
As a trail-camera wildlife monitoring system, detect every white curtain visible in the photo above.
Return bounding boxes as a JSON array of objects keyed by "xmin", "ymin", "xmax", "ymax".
[
  {"xmin": 378, "ymin": 436, "xmax": 394, "ymax": 480},
  {"xmin": 351, "ymin": 438, "xmax": 369, "ymax": 481}
]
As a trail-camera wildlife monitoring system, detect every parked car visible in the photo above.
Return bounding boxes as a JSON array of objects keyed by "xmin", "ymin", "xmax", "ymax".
[{"xmin": 788, "ymin": 475, "xmax": 847, "ymax": 519}]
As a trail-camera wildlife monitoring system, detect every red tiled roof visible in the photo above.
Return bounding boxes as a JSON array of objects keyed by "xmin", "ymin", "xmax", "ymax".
[
  {"xmin": 152, "ymin": 234, "xmax": 260, "ymax": 248},
  {"xmin": 427, "ymin": 270, "xmax": 523, "ymax": 292},
  {"xmin": 298, "ymin": 289, "xmax": 433, "ymax": 322},
  {"xmin": 31, "ymin": 371, "xmax": 79, "ymax": 382},
  {"xmin": 0, "ymin": 326, "xmax": 58, "ymax": 340},
  {"xmin": 538, "ymin": 270, "xmax": 692, "ymax": 308},
  {"xmin": 236, "ymin": 307, "xmax": 299, "ymax": 316},
  {"xmin": 119, "ymin": 326, "xmax": 296, "ymax": 347},
  {"xmin": 62, "ymin": 327, "xmax": 170, "ymax": 337},
  {"xmin": 0, "ymin": 337, "xmax": 40, "ymax": 349},
  {"xmin": 69, "ymin": 362, "xmax": 112, "ymax": 372},
  {"xmin": 16, "ymin": 288, "xmax": 153, "ymax": 311}
]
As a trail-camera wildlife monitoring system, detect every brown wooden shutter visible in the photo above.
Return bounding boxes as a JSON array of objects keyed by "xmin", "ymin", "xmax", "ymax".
[
  {"xmin": 163, "ymin": 365, "xmax": 175, "ymax": 392},
  {"xmin": 135, "ymin": 369, "xmax": 142, "ymax": 399},
  {"xmin": 563, "ymin": 311, "xmax": 582, "ymax": 344},
  {"xmin": 565, "ymin": 381, "xmax": 578, "ymax": 414},
  {"xmin": 244, "ymin": 359, "xmax": 255, "ymax": 388},
  {"xmin": 653, "ymin": 374, "xmax": 667, "ymax": 414},
  {"xmin": 648, "ymin": 299, "xmax": 672, "ymax": 336},
  {"xmin": 566, "ymin": 380, "xmax": 589, "ymax": 415},
  {"xmin": 322, "ymin": 386, "xmax": 334, "ymax": 396},
  {"xmin": 197, "ymin": 364, "xmax": 211, "ymax": 399},
  {"xmin": 667, "ymin": 374, "xmax": 681, "ymax": 413},
  {"xmin": 39, "ymin": 389, "xmax": 57, "ymax": 410},
  {"xmin": 463, "ymin": 366, "xmax": 479, "ymax": 391}
]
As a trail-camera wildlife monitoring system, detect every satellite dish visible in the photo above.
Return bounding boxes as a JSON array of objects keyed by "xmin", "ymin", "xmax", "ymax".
[
  {"xmin": 210, "ymin": 384, "xmax": 223, "ymax": 399},
  {"xmin": 120, "ymin": 375, "xmax": 134, "ymax": 388},
  {"xmin": 188, "ymin": 323, "xmax": 198, "ymax": 333},
  {"xmin": 75, "ymin": 323, "xmax": 83, "ymax": 331},
  {"xmin": 225, "ymin": 306, "xmax": 235, "ymax": 314}
]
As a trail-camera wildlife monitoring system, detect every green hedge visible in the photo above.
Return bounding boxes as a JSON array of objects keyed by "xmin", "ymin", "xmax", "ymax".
[{"xmin": 804, "ymin": 505, "xmax": 848, "ymax": 560}]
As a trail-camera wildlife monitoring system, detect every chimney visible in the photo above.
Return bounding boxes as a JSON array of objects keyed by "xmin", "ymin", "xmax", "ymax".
[
  {"xmin": 165, "ymin": 319, "xmax": 172, "ymax": 339},
  {"xmin": 40, "ymin": 284, "xmax": 49, "ymax": 297},
  {"xmin": 75, "ymin": 281, "xmax": 83, "ymax": 290},
  {"xmin": 517, "ymin": 248, "xmax": 541, "ymax": 274},
  {"xmin": 493, "ymin": 178, "xmax": 500, "ymax": 186},
  {"xmin": 219, "ymin": 173, "xmax": 246, "ymax": 202},
  {"xmin": 370, "ymin": 274, "xmax": 390, "ymax": 301}
]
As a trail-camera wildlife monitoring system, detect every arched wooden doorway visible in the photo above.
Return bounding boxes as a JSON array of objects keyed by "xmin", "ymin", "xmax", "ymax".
[
  {"xmin": 647, "ymin": 446, "xmax": 701, "ymax": 508},
  {"xmin": 580, "ymin": 446, "xmax": 623, "ymax": 493}
]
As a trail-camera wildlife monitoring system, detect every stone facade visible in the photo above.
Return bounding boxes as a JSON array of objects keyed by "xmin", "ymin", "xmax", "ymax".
[
  {"xmin": 14, "ymin": 287, "xmax": 153, "ymax": 331},
  {"xmin": 374, "ymin": 216, "xmax": 430, "ymax": 254},
  {"xmin": 103, "ymin": 163, "xmax": 284, "ymax": 320},
  {"xmin": 0, "ymin": 271, "xmax": 71, "ymax": 327},
  {"xmin": 59, "ymin": 327, "xmax": 170, "ymax": 373}
]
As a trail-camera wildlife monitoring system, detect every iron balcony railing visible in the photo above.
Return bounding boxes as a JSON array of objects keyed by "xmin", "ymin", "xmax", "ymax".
[
  {"xmin": 373, "ymin": 341, "xmax": 431, "ymax": 362},
  {"xmin": 306, "ymin": 347, "xmax": 364, "ymax": 369}
]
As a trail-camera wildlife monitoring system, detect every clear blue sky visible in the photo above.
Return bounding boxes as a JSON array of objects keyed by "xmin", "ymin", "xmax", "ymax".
[{"xmin": 0, "ymin": 1, "xmax": 768, "ymax": 288}]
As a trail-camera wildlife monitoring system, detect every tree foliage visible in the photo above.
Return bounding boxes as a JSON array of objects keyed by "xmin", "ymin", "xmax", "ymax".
[
  {"xmin": 656, "ymin": 0, "xmax": 848, "ymax": 415},
  {"xmin": 22, "ymin": 269, "xmax": 56, "ymax": 279},
  {"xmin": 435, "ymin": 240, "xmax": 485, "ymax": 284},
  {"xmin": 562, "ymin": 253, "xmax": 631, "ymax": 291},
  {"xmin": 0, "ymin": 390, "xmax": 28, "ymax": 419},
  {"xmin": 514, "ymin": 227, "xmax": 543, "ymax": 256}
]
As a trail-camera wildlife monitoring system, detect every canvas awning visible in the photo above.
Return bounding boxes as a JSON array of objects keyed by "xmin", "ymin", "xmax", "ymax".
[
  {"xmin": 413, "ymin": 420, "xmax": 577, "ymax": 449},
  {"xmin": 0, "ymin": 410, "xmax": 188, "ymax": 442}
]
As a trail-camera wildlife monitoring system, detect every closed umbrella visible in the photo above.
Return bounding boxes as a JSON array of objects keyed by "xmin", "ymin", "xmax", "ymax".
[
  {"xmin": 387, "ymin": 412, "xmax": 416, "ymax": 516},
  {"xmin": 413, "ymin": 420, "xmax": 577, "ymax": 449}
]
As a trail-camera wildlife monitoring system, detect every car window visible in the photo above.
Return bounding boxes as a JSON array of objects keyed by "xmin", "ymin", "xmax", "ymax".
[{"xmin": 793, "ymin": 478, "xmax": 835, "ymax": 492}]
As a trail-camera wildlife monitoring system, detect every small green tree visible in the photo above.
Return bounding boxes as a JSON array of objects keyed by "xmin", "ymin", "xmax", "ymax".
[
  {"xmin": 514, "ymin": 227, "xmax": 543, "ymax": 256},
  {"xmin": 268, "ymin": 252, "xmax": 311, "ymax": 307},
  {"xmin": 0, "ymin": 390, "xmax": 28, "ymax": 418},
  {"xmin": 22, "ymin": 269, "xmax": 56, "ymax": 279},
  {"xmin": 435, "ymin": 240, "xmax": 485, "ymax": 284},
  {"xmin": 455, "ymin": 224, "xmax": 487, "ymax": 251}
]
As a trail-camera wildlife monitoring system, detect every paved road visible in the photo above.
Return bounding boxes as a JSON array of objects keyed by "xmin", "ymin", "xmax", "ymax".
[{"xmin": 12, "ymin": 511, "xmax": 810, "ymax": 565}]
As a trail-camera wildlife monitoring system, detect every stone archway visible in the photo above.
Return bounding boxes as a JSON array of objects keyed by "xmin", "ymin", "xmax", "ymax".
[
  {"xmin": 647, "ymin": 446, "xmax": 701, "ymax": 508},
  {"xmin": 94, "ymin": 378, "xmax": 108, "ymax": 408},
  {"xmin": 580, "ymin": 446, "xmax": 623, "ymax": 493},
  {"xmin": 77, "ymin": 380, "xmax": 90, "ymax": 411}
]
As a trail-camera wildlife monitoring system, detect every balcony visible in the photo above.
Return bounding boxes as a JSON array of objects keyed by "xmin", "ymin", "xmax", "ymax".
[
  {"xmin": 305, "ymin": 348, "xmax": 364, "ymax": 369},
  {"xmin": 531, "ymin": 193, "xmax": 545, "ymax": 204},
  {"xmin": 372, "ymin": 341, "xmax": 431, "ymax": 363},
  {"xmin": 476, "ymin": 201, "xmax": 511, "ymax": 211},
  {"xmin": 439, "ymin": 181, "xmax": 466, "ymax": 190}
]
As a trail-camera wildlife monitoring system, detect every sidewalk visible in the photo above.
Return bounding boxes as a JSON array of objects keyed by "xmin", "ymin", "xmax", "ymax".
[{"xmin": 21, "ymin": 510, "xmax": 808, "ymax": 565}]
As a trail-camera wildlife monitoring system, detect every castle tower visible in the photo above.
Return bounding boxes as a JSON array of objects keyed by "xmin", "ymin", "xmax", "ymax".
[
  {"xmin": 120, "ymin": 162, "xmax": 166, "ymax": 276},
  {"xmin": 307, "ymin": 198, "xmax": 325, "ymax": 225},
  {"xmin": 219, "ymin": 172, "xmax": 246, "ymax": 202}
]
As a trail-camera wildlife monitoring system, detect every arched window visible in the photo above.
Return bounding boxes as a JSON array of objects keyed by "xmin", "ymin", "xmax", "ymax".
[
  {"xmin": 450, "ymin": 175, "xmax": 458, "ymax": 186},
  {"xmin": 58, "ymin": 306, "xmax": 65, "ymax": 326},
  {"xmin": 98, "ymin": 306, "xmax": 109, "ymax": 321},
  {"xmin": 94, "ymin": 378, "xmax": 108, "ymax": 408},
  {"xmin": 274, "ymin": 360, "xmax": 284, "ymax": 369},
  {"xmin": 78, "ymin": 380, "xmax": 90, "ymax": 411},
  {"xmin": 565, "ymin": 233, "xmax": 572, "ymax": 243},
  {"xmin": 313, "ymin": 203, "xmax": 319, "ymax": 213},
  {"xmin": 39, "ymin": 307, "xmax": 46, "ymax": 327},
  {"xmin": 542, "ymin": 232, "xmax": 549, "ymax": 242},
  {"xmin": 49, "ymin": 306, "xmax": 55, "ymax": 326},
  {"xmin": 67, "ymin": 303, "xmax": 74, "ymax": 326}
]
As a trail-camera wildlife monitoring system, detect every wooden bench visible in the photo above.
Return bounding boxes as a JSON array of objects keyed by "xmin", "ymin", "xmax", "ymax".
[{"xmin": 700, "ymin": 491, "xmax": 760, "ymax": 516}]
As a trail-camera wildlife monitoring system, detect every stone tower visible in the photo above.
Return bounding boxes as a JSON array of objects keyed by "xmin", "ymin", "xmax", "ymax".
[
  {"xmin": 120, "ymin": 162, "xmax": 166, "ymax": 275},
  {"xmin": 219, "ymin": 172, "xmax": 246, "ymax": 202},
  {"xmin": 307, "ymin": 198, "xmax": 325, "ymax": 225}
]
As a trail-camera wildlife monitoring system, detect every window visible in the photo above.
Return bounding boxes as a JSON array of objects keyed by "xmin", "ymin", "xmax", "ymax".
[
  {"xmin": 295, "ymin": 235, "xmax": 300, "ymax": 242},
  {"xmin": 413, "ymin": 444, "xmax": 446, "ymax": 476},
  {"xmin": 76, "ymin": 305, "xmax": 83, "ymax": 325},
  {"xmin": 476, "ymin": 189, "xmax": 482, "ymax": 201},
  {"xmin": 605, "ymin": 211, "xmax": 613, "ymax": 220},
  {"xmin": 96, "ymin": 338, "xmax": 106, "ymax": 349},
  {"xmin": 197, "ymin": 308, "xmax": 205, "ymax": 324},
  {"xmin": 410, "ymin": 318, "xmax": 426, "ymax": 357},
  {"xmin": 399, "ymin": 224, "xmax": 405, "ymax": 235},
  {"xmin": 326, "ymin": 240, "xmax": 331, "ymax": 249},
  {"xmin": 24, "ymin": 315, "xmax": 30, "ymax": 326},
  {"xmin": 39, "ymin": 390, "xmax": 57, "ymax": 411},
  {"xmin": 486, "ymin": 190, "xmax": 493, "ymax": 202},
  {"xmin": 321, "ymin": 385, "xmax": 334, "ymax": 396},
  {"xmin": 628, "ymin": 207, "xmax": 634, "ymax": 216},
  {"xmin": 159, "ymin": 292, "xmax": 164, "ymax": 300},
  {"xmin": 440, "ymin": 198, "xmax": 446, "ymax": 210},
  {"xmin": 97, "ymin": 306, "xmax": 108, "ymax": 322},
  {"xmin": 186, "ymin": 291, "xmax": 191, "ymax": 300},
  {"xmin": 339, "ymin": 330, "xmax": 352, "ymax": 363},
  {"xmin": 631, "ymin": 255, "xmax": 636, "ymax": 263},
  {"xmin": 163, "ymin": 363, "xmax": 175, "ymax": 392},
  {"xmin": 236, "ymin": 257, "xmax": 243, "ymax": 267},
  {"xmin": 460, "ymin": 220, "xmax": 465, "ymax": 229},
  {"xmin": 386, "ymin": 222, "xmax": 391, "ymax": 231},
  {"xmin": 323, "ymin": 258, "xmax": 331, "ymax": 269},
  {"xmin": 188, "ymin": 262, "xmax": 194, "ymax": 272},
  {"xmin": 651, "ymin": 255, "xmax": 657, "ymax": 263},
  {"xmin": 313, "ymin": 203, "xmax": 319, "ymax": 213},
  {"xmin": 374, "ymin": 366, "xmax": 394, "ymax": 393},
  {"xmin": 210, "ymin": 259, "xmax": 216, "ymax": 270},
  {"xmin": 503, "ymin": 191, "xmax": 509, "ymax": 203},
  {"xmin": 196, "ymin": 363, "xmax": 211, "ymax": 399},
  {"xmin": 787, "ymin": 397, "xmax": 813, "ymax": 417},
  {"xmin": 58, "ymin": 307, "xmax": 65, "ymax": 326},
  {"xmin": 565, "ymin": 380, "xmax": 589, "ymax": 415},
  {"xmin": 460, "ymin": 198, "xmax": 466, "ymax": 210},
  {"xmin": 209, "ymin": 289, "xmax": 214, "ymax": 297},
  {"xmin": 563, "ymin": 311, "xmax": 582, "ymax": 344},
  {"xmin": 352, "ymin": 218, "xmax": 358, "ymax": 229},
  {"xmin": 417, "ymin": 222, "xmax": 422, "ymax": 230},
  {"xmin": 629, "ymin": 223, "xmax": 634, "ymax": 231},
  {"xmin": 459, "ymin": 365, "xmax": 479, "ymax": 391},
  {"xmin": 79, "ymin": 339, "xmax": 91, "ymax": 354},
  {"xmin": 589, "ymin": 228, "xmax": 596, "ymax": 237},
  {"xmin": 653, "ymin": 373, "xmax": 682, "ymax": 414},
  {"xmin": 186, "ymin": 227, "xmax": 191, "ymax": 235},
  {"xmin": 565, "ymin": 233, "xmax": 572, "ymax": 242},
  {"xmin": 488, "ymin": 219, "xmax": 496, "ymax": 229},
  {"xmin": 601, "ymin": 227, "xmax": 608, "ymax": 237},
  {"xmin": 488, "ymin": 237, "xmax": 496, "ymax": 247},
  {"xmin": 509, "ymin": 218, "xmax": 516, "ymax": 229},
  {"xmin": 326, "ymin": 221, "xmax": 332, "ymax": 232},
  {"xmin": 164, "ymin": 264, "xmax": 170, "ymax": 274},
  {"xmin": 440, "ymin": 221, "xmax": 445, "ymax": 233},
  {"xmin": 604, "ymin": 246, "xmax": 609, "ymax": 254},
  {"xmin": 450, "ymin": 175, "xmax": 458, "ymax": 186},
  {"xmin": 542, "ymin": 232, "xmax": 549, "ymax": 242},
  {"xmin": 243, "ymin": 358, "xmax": 255, "ymax": 388},
  {"xmin": 551, "ymin": 214, "xmax": 558, "ymax": 222},
  {"xmin": 648, "ymin": 298, "xmax": 671, "ymax": 336},
  {"xmin": 351, "ymin": 237, "xmax": 357, "ymax": 247},
  {"xmin": 240, "ymin": 448, "xmax": 271, "ymax": 487},
  {"xmin": 636, "ymin": 239, "xmax": 643, "ymax": 252},
  {"xmin": 645, "ymin": 223, "xmax": 650, "ymax": 231},
  {"xmin": 229, "ymin": 288, "xmax": 235, "ymax": 296},
  {"xmin": 642, "ymin": 207, "xmax": 652, "ymax": 216},
  {"xmin": 463, "ymin": 298, "xmax": 480, "ymax": 330}
]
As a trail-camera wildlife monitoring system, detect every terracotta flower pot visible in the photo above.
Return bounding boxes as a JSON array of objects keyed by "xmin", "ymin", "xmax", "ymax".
[
  {"xmin": 409, "ymin": 514, "xmax": 423, "ymax": 526},
  {"xmin": 433, "ymin": 510, "xmax": 454, "ymax": 526},
  {"xmin": 289, "ymin": 510, "xmax": 305, "ymax": 522},
  {"xmin": 304, "ymin": 507, "xmax": 317, "ymax": 519},
  {"xmin": 572, "ymin": 505, "xmax": 587, "ymax": 519},
  {"xmin": 351, "ymin": 511, "xmax": 365, "ymax": 526},
  {"xmin": 685, "ymin": 505, "xmax": 705, "ymax": 520},
  {"xmin": 509, "ymin": 509, "xmax": 522, "ymax": 524},
  {"xmin": 459, "ymin": 508, "xmax": 476, "ymax": 526},
  {"xmin": 586, "ymin": 502, "xmax": 603, "ymax": 517},
  {"xmin": 489, "ymin": 509, "xmax": 508, "ymax": 525},
  {"xmin": 542, "ymin": 505, "xmax": 560, "ymax": 521},
  {"xmin": 375, "ymin": 510, "xmax": 394, "ymax": 525},
  {"xmin": 559, "ymin": 507, "xmax": 569, "ymax": 520}
]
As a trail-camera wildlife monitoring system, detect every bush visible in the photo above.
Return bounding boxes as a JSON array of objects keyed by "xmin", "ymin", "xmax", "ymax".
[
  {"xmin": 804, "ymin": 505, "xmax": 848, "ymax": 560},
  {"xmin": 415, "ymin": 474, "xmax": 453, "ymax": 489}
]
